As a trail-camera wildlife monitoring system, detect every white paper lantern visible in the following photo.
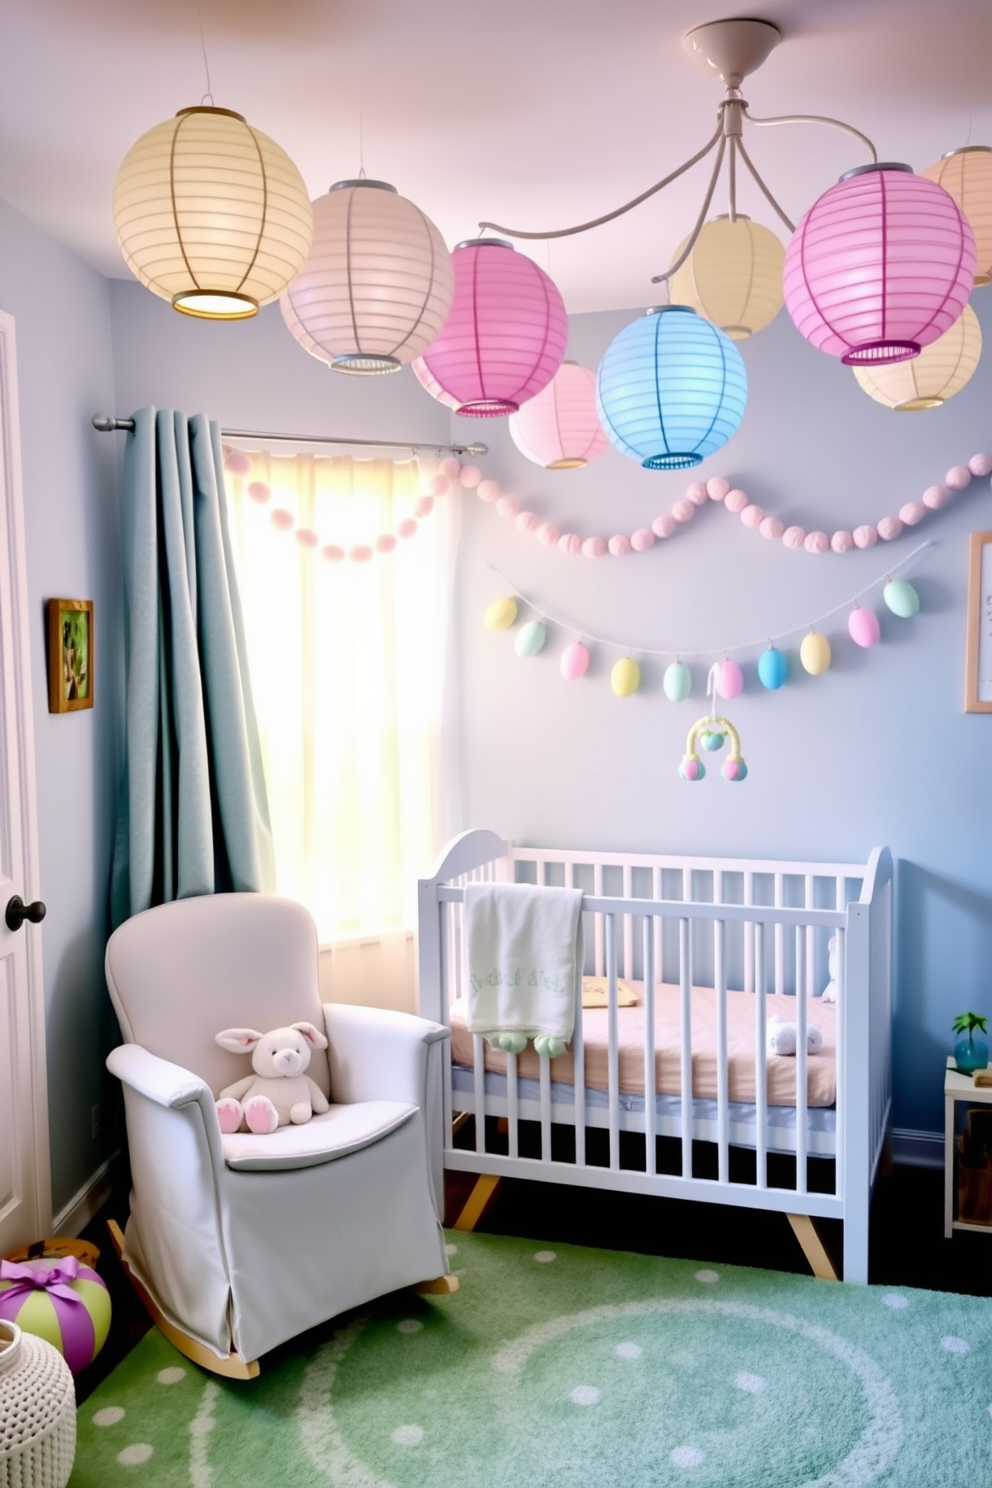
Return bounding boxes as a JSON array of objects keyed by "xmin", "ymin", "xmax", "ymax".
[
  {"xmin": 853, "ymin": 303, "xmax": 982, "ymax": 410},
  {"xmin": 508, "ymin": 362, "xmax": 607, "ymax": 468},
  {"xmin": 114, "ymin": 106, "xmax": 313, "ymax": 319},
  {"xmin": 280, "ymin": 180, "xmax": 454, "ymax": 374},
  {"xmin": 668, "ymin": 216, "xmax": 785, "ymax": 340}
]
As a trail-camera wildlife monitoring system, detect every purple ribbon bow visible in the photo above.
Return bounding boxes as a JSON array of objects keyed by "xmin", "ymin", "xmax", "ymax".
[{"xmin": 0, "ymin": 1254, "xmax": 84, "ymax": 1306}]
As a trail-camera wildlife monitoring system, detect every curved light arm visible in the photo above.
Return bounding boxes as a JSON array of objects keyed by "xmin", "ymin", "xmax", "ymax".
[
  {"xmin": 649, "ymin": 134, "xmax": 727, "ymax": 283},
  {"xmin": 743, "ymin": 107, "xmax": 877, "ymax": 164},
  {"xmin": 734, "ymin": 136, "xmax": 796, "ymax": 234},
  {"xmin": 477, "ymin": 115, "xmax": 724, "ymax": 241}
]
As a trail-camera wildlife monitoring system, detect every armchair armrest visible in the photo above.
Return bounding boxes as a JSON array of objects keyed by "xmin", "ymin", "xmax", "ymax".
[
  {"xmin": 106, "ymin": 1043, "xmax": 211, "ymax": 1109},
  {"xmin": 322, "ymin": 1004, "xmax": 449, "ymax": 1108}
]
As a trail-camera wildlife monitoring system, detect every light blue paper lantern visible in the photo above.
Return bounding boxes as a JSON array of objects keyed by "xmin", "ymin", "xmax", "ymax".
[{"xmin": 596, "ymin": 306, "xmax": 748, "ymax": 470}]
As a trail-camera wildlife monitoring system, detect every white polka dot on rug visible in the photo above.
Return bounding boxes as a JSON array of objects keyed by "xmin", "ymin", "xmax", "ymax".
[
  {"xmin": 615, "ymin": 1342, "xmax": 642, "ymax": 1360},
  {"xmin": 397, "ymin": 1319, "xmax": 423, "ymax": 1334},
  {"xmin": 117, "ymin": 1444, "xmax": 153, "ymax": 1466},
  {"xmin": 694, "ymin": 1269, "xmax": 719, "ymax": 1284},
  {"xmin": 570, "ymin": 1385, "xmax": 601, "ymax": 1406},
  {"xmin": 391, "ymin": 1424, "xmax": 424, "ymax": 1446},
  {"xmin": 941, "ymin": 1336, "xmax": 970, "ymax": 1354},
  {"xmin": 156, "ymin": 1365, "xmax": 186, "ymax": 1384},
  {"xmin": 734, "ymin": 1372, "xmax": 767, "ymax": 1394},
  {"xmin": 671, "ymin": 1445, "xmax": 704, "ymax": 1468},
  {"xmin": 534, "ymin": 1250, "xmax": 556, "ymax": 1263},
  {"xmin": 93, "ymin": 1406, "xmax": 125, "ymax": 1427},
  {"xmin": 445, "ymin": 1243, "xmax": 458, "ymax": 1255},
  {"xmin": 882, "ymin": 1294, "xmax": 909, "ymax": 1310}
]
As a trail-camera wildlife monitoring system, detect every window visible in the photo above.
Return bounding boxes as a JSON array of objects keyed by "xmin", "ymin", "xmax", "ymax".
[{"xmin": 225, "ymin": 448, "xmax": 459, "ymax": 942}]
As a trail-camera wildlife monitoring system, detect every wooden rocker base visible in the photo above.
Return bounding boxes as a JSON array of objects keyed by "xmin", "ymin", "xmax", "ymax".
[
  {"xmin": 452, "ymin": 1173, "xmax": 502, "ymax": 1232},
  {"xmin": 786, "ymin": 1213, "xmax": 839, "ymax": 1282},
  {"xmin": 414, "ymin": 1274, "xmax": 460, "ymax": 1296},
  {"xmin": 107, "ymin": 1220, "xmax": 261, "ymax": 1380}
]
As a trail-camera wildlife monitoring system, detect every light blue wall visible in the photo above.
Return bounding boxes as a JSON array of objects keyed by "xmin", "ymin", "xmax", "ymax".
[
  {"xmin": 107, "ymin": 277, "xmax": 992, "ymax": 1138},
  {"xmin": 0, "ymin": 197, "xmax": 123, "ymax": 1217}
]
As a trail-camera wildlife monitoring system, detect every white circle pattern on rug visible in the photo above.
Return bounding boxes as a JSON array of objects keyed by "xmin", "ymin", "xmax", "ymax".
[
  {"xmin": 397, "ymin": 1319, "xmax": 423, "ymax": 1334},
  {"xmin": 157, "ymin": 1365, "xmax": 186, "ymax": 1384},
  {"xmin": 615, "ymin": 1342, "xmax": 642, "ymax": 1359},
  {"xmin": 671, "ymin": 1445, "xmax": 705, "ymax": 1468},
  {"xmin": 118, "ymin": 1444, "xmax": 153, "ymax": 1466},
  {"xmin": 570, "ymin": 1385, "xmax": 601, "ymax": 1406},
  {"xmin": 694, "ymin": 1270, "xmax": 720, "ymax": 1284},
  {"xmin": 391, "ymin": 1425, "xmax": 424, "ymax": 1446},
  {"xmin": 534, "ymin": 1251, "xmax": 556, "ymax": 1263},
  {"xmin": 882, "ymin": 1295, "xmax": 909, "ymax": 1310},
  {"xmin": 93, "ymin": 1406, "xmax": 125, "ymax": 1427},
  {"xmin": 734, "ymin": 1373, "xmax": 768, "ymax": 1394},
  {"xmin": 445, "ymin": 1243, "xmax": 458, "ymax": 1255},
  {"xmin": 941, "ymin": 1336, "xmax": 970, "ymax": 1354}
]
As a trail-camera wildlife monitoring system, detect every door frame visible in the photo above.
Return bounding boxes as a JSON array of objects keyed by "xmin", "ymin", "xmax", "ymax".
[{"xmin": 0, "ymin": 307, "xmax": 51, "ymax": 1242}]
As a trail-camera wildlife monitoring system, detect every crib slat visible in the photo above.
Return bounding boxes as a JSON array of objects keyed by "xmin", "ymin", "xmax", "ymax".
[
  {"xmin": 594, "ymin": 863, "xmax": 604, "ymax": 974},
  {"xmin": 569, "ymin": 860, "xmax": 586, "ymax": 1168},
  {"xmin": 804, "ymin": 875, "xmax": 815, "ymax": 1000},
  {"xmin": 714, "ymin": 917, "xmax": 729, "ymax": 1185},
  {"xmin": 653, "ymin": 866, "xmax": 663, "ymax": 988},
  {"xmin": 507, "ymin": 1051, "xmax": 519, "ymax": 1160},
  {"xmin": 795, "ymin": 925, "xmax": 808, "ymax": 1196},
  {"xmin": 606, "ymin": 912, "xmax": 620, "ymax": 1172},
  {"xmin": 473, "ymin": 1033, "xmax": 486, "ymax": 1155},
  {"xmin": 774, "ymin": 873, "xmax": 785, "ymax": 996},
  {"xmin": 679, "ymin": 916, "xmax": 692, "ymax": 1180},
  {"xmin": 643, "ymin": 915, "xmax": 657, "ymax": 1177},
  {"xmin": 540, "ymin": 1053, "xmax": 552, "ymax": 1162},
  {"xmin": 835, "ymin": 924, "xmax": 847, "ymax": 1198},
  {"xmin": 744, "ymin": 871, "xmax": 755, "ymax": 994},
  {"xmin": 754, "ymin": 922, "xmax": 768, "ymax": 1189}
]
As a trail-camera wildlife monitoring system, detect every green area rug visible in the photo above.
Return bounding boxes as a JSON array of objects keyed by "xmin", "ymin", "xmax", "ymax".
[{"xmin": 70, "ymin": 1231, "xmax": 991, "ymax": 1487}]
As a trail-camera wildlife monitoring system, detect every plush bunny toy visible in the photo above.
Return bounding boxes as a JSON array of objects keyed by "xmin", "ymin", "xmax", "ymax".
[
  {"xmin": 767, "ymin": 1017, "xmax": 823, "ymax": 1057},
  {"xmin": 214, "ymin": 1022, "xmax": 330, "ymax": 1136}
]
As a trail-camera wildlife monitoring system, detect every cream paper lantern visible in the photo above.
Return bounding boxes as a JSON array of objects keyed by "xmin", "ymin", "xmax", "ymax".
[
  {"xmin": 923, "ymin": 147, "xmax": 992, "ymax": 288},
  {"xmin": 114, "ymin": 106, "xmax": 313, "ymax": 319},
  {"xmin": 280, "ymin": 180, "xmax": 454, "ymax": 374},
  {"xmin": 668, "ymin": 215, "xmax": 785, "ymax": 340},
  {"xmin": 853, "ymin": 302, "xmax": 982, "ymax": 410}
]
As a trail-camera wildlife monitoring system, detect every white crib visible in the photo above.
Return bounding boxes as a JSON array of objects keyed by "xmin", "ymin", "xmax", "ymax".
[{"xmin": 417, "ymin": 830, "xmax": 893, "ymax": 1283}]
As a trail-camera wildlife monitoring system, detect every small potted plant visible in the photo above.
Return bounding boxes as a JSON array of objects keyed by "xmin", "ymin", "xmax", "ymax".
[{"xmin": 952, "ymin": 1012, "xmax": 989, "ymax": 1074}]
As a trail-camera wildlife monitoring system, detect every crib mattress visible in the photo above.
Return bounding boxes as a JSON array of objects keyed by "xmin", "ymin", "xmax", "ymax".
[{"xmin": 448, "ymin": 983, "xmax": 836, "ymax": 1107}]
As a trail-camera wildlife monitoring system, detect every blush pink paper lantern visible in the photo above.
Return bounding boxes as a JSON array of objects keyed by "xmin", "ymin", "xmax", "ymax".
[
  {"xmin": 508, "ymin": 362, "xmax": 607, "ymax": 469},
  {"xmin": 783, "ymin": 164, "xmax": 976, "ymax": 365},
  {"xmin": 418, "ymin": 239, "xmax": 567, "ymax": 416}
]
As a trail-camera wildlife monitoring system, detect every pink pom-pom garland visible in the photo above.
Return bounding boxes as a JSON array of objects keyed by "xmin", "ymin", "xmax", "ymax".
[{"xmin": 724, "ymin": 488, "xmax": 749, "ymax": 514}]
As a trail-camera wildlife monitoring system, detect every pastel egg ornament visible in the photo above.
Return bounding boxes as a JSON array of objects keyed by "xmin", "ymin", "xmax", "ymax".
[
  {"xmin": 679, "ymin": 753, "xmax": 705, "ymax": 782},
  {"xmin": 715, "ymin": 658, "xmax": 744, "ymax": 700},
  {"xmin": 757, "ymin": 646, "xmax": 789, "ymax": 690},
  {"xmin": 884, "ymin": 578, "xmax": 920, "ymax": 618},
  {"xmin": 596, "ymin": 305, "xmax": 747, "ymax": 469},
  {"xmin": 0, "ymin": 1255, "xmax": 111, "ymax": 1375},
  {"xmin": 515, "ymin": 620, "xmax": 547, "ymax": 658},
  {"xmin": 663, "ymin": 661, "xmax": 692, "ymax": 702},
  {"xmin": 611, "ymin": 658, "xmax": 641, "ymax": 697},
  {"xmin": 800, "ymin": 631, "xmax": 832, "ymax": 676},
  {"xmin": 483, "ymin": 596, "xmax": 518, "ymax": 632},
  {"xmin": 560, "ymin": 641, "xmax": 591, "ymax": 681},
  {"xmin": 848, "ymin": 606, "xmax": 881, "ymax": 648},
  {"xmin": 722, "ymin": 755, "xmax": 748, "ymax": 783}
]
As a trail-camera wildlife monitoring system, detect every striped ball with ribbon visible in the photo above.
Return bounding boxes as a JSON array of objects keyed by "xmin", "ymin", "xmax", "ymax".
[{"xmin": 0, "ymin": 1254, "xmax": 111, "ymax": 1373}]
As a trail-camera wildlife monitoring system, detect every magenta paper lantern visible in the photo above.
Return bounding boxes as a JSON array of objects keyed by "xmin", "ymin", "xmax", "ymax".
[
  {"xmin": 509, "ymin": 362, "xmax": 607, "ymax": 469},
  {"xmin": 784, "ymin": 163, "xmax": 976, "ymax": 365},
  {"xmin": 418, "ymin": 238, "xmax": 567, "ymax": 417}
]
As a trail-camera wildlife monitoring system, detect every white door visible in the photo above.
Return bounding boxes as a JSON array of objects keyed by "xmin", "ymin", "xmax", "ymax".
[{"xmin": 0, "ymin": 308, "xmax": 51, "ymax": 1254}]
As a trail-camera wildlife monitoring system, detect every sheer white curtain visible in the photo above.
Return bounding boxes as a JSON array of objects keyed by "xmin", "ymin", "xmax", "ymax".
[{"xmin": 225, "ymin": 448, "xmax": 459, "ymax": 942}]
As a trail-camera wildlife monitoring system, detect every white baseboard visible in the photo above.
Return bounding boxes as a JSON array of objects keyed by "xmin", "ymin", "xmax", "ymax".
[
  {"xmin": 52, "ymin": 1152, "xmax": 118, "ymax": 1237},
  {"xmin": 891, "ymin": 1127, "xmax": 943, "ymax": 1169}
]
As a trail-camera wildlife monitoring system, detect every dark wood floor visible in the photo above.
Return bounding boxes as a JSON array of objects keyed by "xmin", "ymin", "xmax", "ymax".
[{"xmin": 73, "ymin": 1150, "xmax": 990, "ymax": 1405}]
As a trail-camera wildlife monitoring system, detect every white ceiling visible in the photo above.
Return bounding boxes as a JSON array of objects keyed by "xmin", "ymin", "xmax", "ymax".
[{"xmin": 1, "ymin": 0, "xmax": 990, "ymax": 313}]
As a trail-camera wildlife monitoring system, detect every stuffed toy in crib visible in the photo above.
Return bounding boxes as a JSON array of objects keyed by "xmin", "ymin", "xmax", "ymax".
[
  {"xmin": 214, "ymin": 1022, "xmax": 330, "ymax": 1135},
  {"xmin": 821, "ymin": 934, "xmax": 839, "ymax": 1003},
  {"xmin": 766, "ymin": 1017, "xmax": 823, "ymax": 1057}
]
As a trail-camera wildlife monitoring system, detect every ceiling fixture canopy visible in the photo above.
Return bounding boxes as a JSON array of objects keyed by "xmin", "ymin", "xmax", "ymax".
[
  {"xmin": 114, "ymin": 106, "xmax": 313, "ymax": 319},
  {"xmin": 418, "ymin": 239, "xmax": 567, "ymax": 417},
  {"xmin": 852, "ymin": 302, "xmax": 982, "ymax": 410},
  {"xmin": 280, "ymin": 180, "xmax": 454, "ymax": 374},
  {"xmin": 922, "ymin": 147, "xmax": 992, "ymax": 288},
  {"xmin": 508, "ymin": 363, "xmax": 607, "ymax": 469}
]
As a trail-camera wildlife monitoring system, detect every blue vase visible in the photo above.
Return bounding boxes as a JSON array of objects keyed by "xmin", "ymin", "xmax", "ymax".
[{"xmin": 954, "ymin": 1035, "xmax": 989, "ymax": 1074}]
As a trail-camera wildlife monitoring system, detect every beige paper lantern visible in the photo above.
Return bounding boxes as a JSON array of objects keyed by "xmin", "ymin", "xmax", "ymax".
[
  {"xmin": 668, "ymin": 215, "xmax": 785, "ymax": 339},
  {"xmin": 280, "ymin": 180, "xmax": 454, "ymax": 374},
  {"xmin": 923, "ymin": 147, "xmax": 992, "ymax": 288},
  {"xmin": 114, "ymin": 106, "xmax": 313, "ymax": 319},
  {"xmin": 853, "ymin": 302, "xmax": 982, "ymax": 410}
]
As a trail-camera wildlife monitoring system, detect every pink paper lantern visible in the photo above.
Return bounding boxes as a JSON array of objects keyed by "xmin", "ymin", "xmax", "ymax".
[
  {"xmin": 410, "ymin": 356, "xmax": 459, "ymax": 409},
  {"xmin": 508, "ymin": 362, "xmax": 607, "ymax": 469},
  {"xmin": 560, "ymin": 641, "xmax": 590, "ymax": 681},
  {"xmin": 783, "ymin": 164, "xmax": 976, "ymax": 364},
  {"xmin": 418, "ymin": 239, "xmax": 567, "ymax": 416}
]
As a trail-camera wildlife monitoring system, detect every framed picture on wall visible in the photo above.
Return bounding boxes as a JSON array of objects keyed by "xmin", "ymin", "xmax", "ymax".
[
  {"xmin": 47, "ymin": 598, "xmax": 93, "ymax": 713},
  {"xmin": 965, "ymin": 533, "xmax": 992, "ymax": 714}
]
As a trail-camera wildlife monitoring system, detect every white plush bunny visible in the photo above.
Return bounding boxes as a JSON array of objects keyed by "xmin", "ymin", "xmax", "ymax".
[
  {"xmin": 821, "ymin": 934, "xmax": 839, "ymax": 1003},
  {"xmin": 214, "ymin": 1022, "xmax": 330, "ymax": 1136},
  {"xmin": 767, "ymin": 1017, "xmax": 823, "ymax": 1057}
]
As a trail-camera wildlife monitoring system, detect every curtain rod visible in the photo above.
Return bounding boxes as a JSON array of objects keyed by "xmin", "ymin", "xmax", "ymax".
[{"xmin": 91, "ymin": 414, "xmax": 487, "ymax": 458}]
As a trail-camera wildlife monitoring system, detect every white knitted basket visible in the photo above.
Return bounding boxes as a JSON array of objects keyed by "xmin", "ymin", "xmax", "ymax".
[{"xmin": 0, "ymin": 1320, "xmax": 76, "ymax": 1488}]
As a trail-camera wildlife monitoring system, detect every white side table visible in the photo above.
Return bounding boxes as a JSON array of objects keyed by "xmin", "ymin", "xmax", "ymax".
[{"xmin": 944, "ymin": 1056, "xmax": 992, "ymax": 1237}]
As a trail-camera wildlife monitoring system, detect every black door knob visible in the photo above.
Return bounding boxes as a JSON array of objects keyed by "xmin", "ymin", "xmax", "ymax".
[{"xmin": 5, "ymin": 896, "xmax": 46, "ymax": 932}]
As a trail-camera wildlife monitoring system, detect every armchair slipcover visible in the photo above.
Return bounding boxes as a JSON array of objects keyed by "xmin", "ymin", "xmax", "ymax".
[{"xmin": 105, "ymin": 893, "xmax": 450, "ymax": 1369}]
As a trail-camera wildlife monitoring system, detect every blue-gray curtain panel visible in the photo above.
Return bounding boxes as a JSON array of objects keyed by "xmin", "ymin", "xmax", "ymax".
[{"xmin": 111, "ymin": 408, "xmax": 275, "ymax": 927}]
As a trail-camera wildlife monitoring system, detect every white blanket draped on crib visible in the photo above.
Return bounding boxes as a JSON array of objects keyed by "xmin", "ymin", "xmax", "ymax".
[{"xmin": 464, "ymin": 882, "xmax": 583, "ymax": 1043}]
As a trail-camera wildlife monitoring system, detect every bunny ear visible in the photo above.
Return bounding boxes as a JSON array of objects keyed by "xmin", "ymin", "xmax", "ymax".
[
  {"xmin": 291, "ymin": 1021, "xmax": 329, "ymax": 1050},
  {"xmin": 216, "ymin": 1028, "xmax": 264, "ymax": 1054}
]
